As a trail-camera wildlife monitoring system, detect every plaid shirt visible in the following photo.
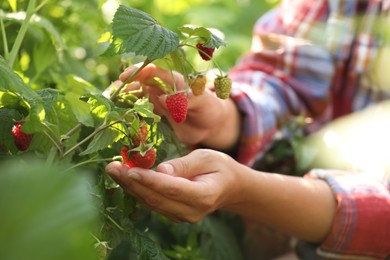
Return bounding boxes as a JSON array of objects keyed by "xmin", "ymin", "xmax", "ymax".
[{"xmin": 228, "ymin": 0, "xmax": 390, "ymax": 258}]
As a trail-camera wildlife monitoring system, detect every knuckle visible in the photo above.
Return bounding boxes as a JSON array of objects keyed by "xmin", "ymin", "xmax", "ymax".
[
  {"xmin": 143, "ymin": 194, "xmax": 161, "ymax": 207},
  {"xmin": 165, "ymin": 186, "xmax": 181, "ymax": 198},
  {"xmin": 199, "ymin": 197, "xmax": 215, "ymax": 212}
]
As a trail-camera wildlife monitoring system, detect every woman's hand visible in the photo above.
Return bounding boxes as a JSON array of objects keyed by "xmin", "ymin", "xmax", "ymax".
[
  {"xmin": 105, "ymin": 149, "xmax": 245, "ymax": 223},
  {"xmin": 106, "ymin": 148, "xmax": 336, "ymax": 243},
  {"xmin": 118, "ymin": 64, "xmax": 241, "ymax": 151}
]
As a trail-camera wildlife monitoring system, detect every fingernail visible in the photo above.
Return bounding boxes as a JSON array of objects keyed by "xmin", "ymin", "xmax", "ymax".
[
  {"xmin": 107, "ymin": 168, "xmax": 120, "ymax": 178},
  {"xmin": 129, "ymin": 81, "xmax": 140, "ymax": 87},
  {"xmin": 161, "ymin": 163, "xmax": 174, "ymax": 175},
  {"xmin": 127, "ymin": 169, "xmax": 141, "ymax": 181}
]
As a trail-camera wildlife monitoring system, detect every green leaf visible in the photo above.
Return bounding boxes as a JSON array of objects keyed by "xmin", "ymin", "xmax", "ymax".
[
  {"xmin": 2, "ymin": 11, "xmax": 66, "ymax": 51},
  {"xmin": 7, "ymin": 0, "xmax": 17, "ymax": 11},
  {"xmin": 0, "ymin": 108, "xmax": 23, "ymax": 152},
  {"xmin": 33, "ymin": 39, "xmax": 56, "ymax": 74},
  {"xmin": 88, "ymin": 93, "xmax": 113, "ymax": 125},
  {"xmin": 65, "ymin": 92, "xmax": 94, "ymax": 127},
  {"xmin": 130, "ymin": 228, "xmax": 170, "ymax": 260},
  {"xmin": 54, "ymin": 74, "xmax": 98, "ymax": 97},
  {"xmin": 0, "ymin": 159, "xmax": 99, "ymax": 260},
  {"xmin": 179, "ymin": 26, "xmax": 226, "ymax": 48},
  {"xmin": 103, "ymin": 5, "xmax": 180, "ymax": 60},
  {"xmin": 79, "ymin": 119, "xmax": 126, "ymax": 156},
  {"xmin": 36, "ymin": 88, "xmax": 61, "ymax": 114},
  {"xmin": 0, "ymin": 90, "xmax": 30, "ymax": 114},
  {"xmin": 169, "ymin": 48, "xmax": 188, "ymax": 82},
  {"xmin": 133, "ymin": 97, "xmax": 160, "ymax": 122},
  {"xmin": 0, "ymin": 57, "xmax": 38, "ymax": 101},
  {"xmin": 198, "ymin": 216, "xmax": 244, "ymax": 260},
  {"xmin": 0, "ymin": 57, "xmax": 45, "ymax": 132}
]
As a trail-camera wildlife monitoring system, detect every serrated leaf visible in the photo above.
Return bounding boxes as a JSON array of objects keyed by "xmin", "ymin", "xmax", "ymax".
[
  {"xmin": 36, "ymin": 88, "xmax": 60, "ymax": 114},
  {"xmin": 179, "ymin": 26, "xmax": 226, "ymax": 49},
  {"xmin": 170, "ymin": 48, "xmax": 188, "ymax": 82},
  {"xmin": 87, "ymin": 93, "xmax": 113, "ymax": 125},
  {"xmin": 198, "ymin": 216, "xmax": 243, "ymax": 260},
  {"xmin": 133, "ymin": 98, "xmax": 160, "ymax": 122},
  {"xmin": 0, "ymin": 159, "xmax": 99, "ymax": 260},
  {"xmin": 65, "ymin": 92, "xmax": 94, "ymax": 127},
  {"xmin": 103, "ymin": 5, "xmax": 180, "ymax": 60},
  {"xmin": 130, "ymin": 228, "xmax": 170, "ymax": 260},
  {"xmin": 80, "ymin": 120, "xmax": 126, "ymax": 155}
]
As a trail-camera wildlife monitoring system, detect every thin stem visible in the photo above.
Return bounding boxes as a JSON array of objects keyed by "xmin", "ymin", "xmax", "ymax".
[
  {"xmin": 8, "ymin": 0, "xmax": 37, "ymax": 67},
  {"xmin": 35, "ymin": 0, "xmax": 50, "ymax": 12},
  {"xmin": 45, "ymin": 146, "xmax": 59, "ymax": 168},
  {"xmin": 43, "ymin": 130, "xmax": 63, "ymax": 156},
  {"xmin": 183, "ymin": 43, "xmax": 225, "ymax": 77},
  {"xmin": 64, "ymin": 156, "xmax": 121, "ymax": 172},
  {"xmin": 62, "ymin": 120, "xmax": 125, "ymax": 158},
  {"xmin": 64, "ymin": 123, "xmax": 83, "ymax": 140},
  {"xmin": 0, "ymin": 10, "xmax": 9, "ymax": 60},
  {"xmin": 62, "ymin": 60, "xmax": 151, "ymax": 143},
  {"xmin": 162, "ymin": 57, "xmax": 179, "ymax": 93},
  {"xmin": 104, "ymin": 212, "xmax": 128, "ymax": 233}
]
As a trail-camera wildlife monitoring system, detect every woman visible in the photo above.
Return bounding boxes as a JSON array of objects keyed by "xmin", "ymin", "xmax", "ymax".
[{"xmin": 106, "ymin": 0, "xmax": 390, "ymax": 258}]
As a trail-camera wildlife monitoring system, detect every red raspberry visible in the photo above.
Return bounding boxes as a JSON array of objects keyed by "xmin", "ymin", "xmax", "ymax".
[
  {"xmin": 132, "ymin": 123, "xmax": 148, "ymax": 146},
  {"xmin": 120, "ymin": 145, "xmax": 130, "ymax": 164},
  {"xmin": 165, "ymin": 93, "xmax": 188, "ymax": 123},
  {"xmin": 196, "ymin": 43, "xmax": 215, "ymax": 61},
  {"xmin": 121, "ymin": 145, "xmax": 156, "ymax": 169},
  {"xmin": 127, "ymin": 148, "xmax": 156, "ymax": 169},
  {"xmin": 12, "ymin": 122, "xmax": 33, "ymax": 151}
]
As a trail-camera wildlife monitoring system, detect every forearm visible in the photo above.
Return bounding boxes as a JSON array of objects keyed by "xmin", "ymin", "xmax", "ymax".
[{"xmin": 223, "ymin": 167, "xmax": 337, "ymax": 243}]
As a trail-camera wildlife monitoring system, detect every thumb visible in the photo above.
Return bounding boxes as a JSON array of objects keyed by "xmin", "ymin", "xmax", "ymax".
[{"xmin": 156, "ymin": 149, "xmax": 216, "ymax": 179}]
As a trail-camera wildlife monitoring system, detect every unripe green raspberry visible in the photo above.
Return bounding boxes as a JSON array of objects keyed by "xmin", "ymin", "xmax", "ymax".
[{"xmin": 214, "ymin": 76, "xmax": 232, "ymax": 99}]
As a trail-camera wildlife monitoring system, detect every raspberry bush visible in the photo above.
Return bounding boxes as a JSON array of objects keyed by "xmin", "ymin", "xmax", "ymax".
[{"xmin": 0, "ymin": 2, "xmax": 247, "ymax": 260}]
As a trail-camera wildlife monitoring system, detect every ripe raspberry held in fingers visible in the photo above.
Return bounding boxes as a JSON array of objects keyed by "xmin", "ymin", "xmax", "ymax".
[
  {"xmin": 12, "ymin": 122, "xmax": 34, "ymax": 151},
  {"xmin": 129, "ymin": 148, "xmax": 156, "ymax": 169},
  {"xmin": 165, "ymin": 92, "xmax": 188, "ymax": 123},
  {"xmin": 120, "ymin": 145, "xmax": 156, "ymax": 169},
  {"xmin": 120, "ymin": 145, "xmax": 130, "ymax": 164},
  {"xmin": 196, "ymin": 43, "xmax": 215, "ymax": 61}
]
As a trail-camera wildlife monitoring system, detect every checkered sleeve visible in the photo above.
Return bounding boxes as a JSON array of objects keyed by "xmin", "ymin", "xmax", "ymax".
[
  {"xmin": 228, "ymin": 0, "xmax": 333, "ymax": 166},
  {"xmin": 305, "ymin": 169, "xmax": 390, "ymax": 259}
]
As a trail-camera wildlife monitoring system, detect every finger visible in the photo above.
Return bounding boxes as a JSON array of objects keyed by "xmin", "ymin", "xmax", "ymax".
[
  {"xmin": 122, "ymin": 81, "xmax": 141, "ymax": 93},
  {"xmin": 120, "ymin": 64, "xmax": 185, "ymax": 91},
  {"xmin": 107, "ymin": 161, "xmax": 213, "ymax": 207},
  {"xmin": 156, "ymin": 149, "xmax": 225, "ymax": 179},
  {"xmin": 106, "ymin": 162, "xmax": 205, "ymax": 222},
  {"xmin": 103, "ymin": 80, "xmax": 123, "ymax": 98},
  {"xmin": 121, "ymin": 173, "xmax": 203, "ymax": 223}
]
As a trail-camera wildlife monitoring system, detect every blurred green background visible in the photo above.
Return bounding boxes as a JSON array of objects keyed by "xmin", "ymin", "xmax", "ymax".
[{"xmin": 1, "ymin": 0, "xmax": 277, "ymax": 91}]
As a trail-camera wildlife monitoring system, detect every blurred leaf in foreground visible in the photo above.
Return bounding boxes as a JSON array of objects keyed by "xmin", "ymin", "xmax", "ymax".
[{"xmin": 0, "ymin": 159, "xmax": 100, "ymax": 260}]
